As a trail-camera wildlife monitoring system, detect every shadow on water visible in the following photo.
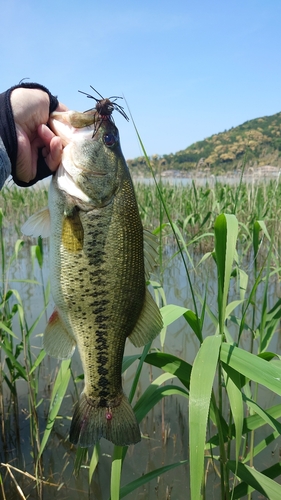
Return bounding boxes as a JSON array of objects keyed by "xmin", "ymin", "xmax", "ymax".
[{"xmin": 1, "ymin": 240, "xmax": 281, "ymax": 499}]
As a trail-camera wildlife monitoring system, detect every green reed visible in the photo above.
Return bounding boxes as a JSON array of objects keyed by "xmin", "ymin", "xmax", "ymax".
[
  {"xmin": 1, "ymin": 166, "xmax": 281, "ymax": 498},
  {"xmin": 2, "ymin": 178, "xmax": 281, "ymax": 224},
  {"xmin": 3, "ymin": 179, "xmax": 281, "ymax": 257}
]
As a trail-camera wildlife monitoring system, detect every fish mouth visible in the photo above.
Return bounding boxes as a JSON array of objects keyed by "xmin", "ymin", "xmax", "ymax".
[
  {"xmin": 78, "ymin": 169, "xmax": 107, "ymax": 177},
  {"xmin": 49, "ymin": 112, "xmax": 96, "ymax": 146}
]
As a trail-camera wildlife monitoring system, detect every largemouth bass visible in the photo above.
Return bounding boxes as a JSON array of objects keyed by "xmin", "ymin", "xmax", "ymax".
[{"xmin": 22, "ymin": 106, "xmax": 163, "ymax": 448}]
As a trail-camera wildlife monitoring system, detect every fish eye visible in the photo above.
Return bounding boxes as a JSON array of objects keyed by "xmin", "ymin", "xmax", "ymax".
[{"xmin": 103, "ymin": 133, "xmax": 117, "ymax": 147}]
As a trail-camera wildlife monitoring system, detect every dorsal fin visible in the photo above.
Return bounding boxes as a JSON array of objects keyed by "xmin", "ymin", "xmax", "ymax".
[{"xmin": 143, "ymin": 229, "xmax": 158, "ymax": 278}]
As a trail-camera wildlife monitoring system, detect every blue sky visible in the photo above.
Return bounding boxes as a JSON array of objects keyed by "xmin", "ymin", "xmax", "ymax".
[{"xmin": 1, "ymin": 0, "xmax": 281, "ymax": 159}]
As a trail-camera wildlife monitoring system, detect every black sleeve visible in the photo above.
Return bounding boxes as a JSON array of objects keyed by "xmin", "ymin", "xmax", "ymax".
[{"xmin": 0, "ymin": 82, "xmax": 59, "ymax": 187}]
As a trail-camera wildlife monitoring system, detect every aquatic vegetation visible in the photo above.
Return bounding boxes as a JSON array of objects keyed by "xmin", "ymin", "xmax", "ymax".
[{"xmin": 1, "ymin": 165, "xmax": 281, "ymax": 499}]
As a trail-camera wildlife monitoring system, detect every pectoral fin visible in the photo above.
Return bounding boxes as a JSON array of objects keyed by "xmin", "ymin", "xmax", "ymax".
[
  {"xmin": 44, "ymin": 309, "xmax": 76, "ymax": 359},
  {"xmin": 128, "ymin": 289, "xmax": 163, "ymax": 347},
  {"xmin": 21, "ymin": 207, "xmax": 51, "ymax": 238}
]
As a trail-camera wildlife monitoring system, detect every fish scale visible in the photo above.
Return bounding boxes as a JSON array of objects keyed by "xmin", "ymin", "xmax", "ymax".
[{"xmin": 22, "ymin": 108, "xmax": 163, "ymax": 447}]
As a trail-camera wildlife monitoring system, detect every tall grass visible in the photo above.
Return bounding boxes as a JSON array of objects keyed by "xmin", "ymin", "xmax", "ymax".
[
  {"xmin": 1, "ymin": 168, "xmax": 281, "ymax": 499},
  {"xmin": 3, "ymin": 178, "xmax": 281, "ymax": 252}
]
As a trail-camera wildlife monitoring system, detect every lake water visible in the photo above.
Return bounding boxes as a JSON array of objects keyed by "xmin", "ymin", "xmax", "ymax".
[
  {"xmin": 1, "ymin": 226, "xmax": 281, "ymax": 498},
  {"xmin": 132, "ymin": 172, "xmax": 281, "ymax": 187}
]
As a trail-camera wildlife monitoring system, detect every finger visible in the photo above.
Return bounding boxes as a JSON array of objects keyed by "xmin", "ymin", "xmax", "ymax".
[
  {"xmin": 56, "ymin": 102, "xmax": 69, "ymax": 112},
  {"xmin": 11, "ymin": 88, "xmax": 50, "ymax": 139},
  {"xmin": 16, "ymin": 126, "xmax": 37, "ymax": 183},
  {"xmin": 30, "ymin": 136, "xmax": 45, "ymax": 179},
  {"xmin": 38, "ymin": 124, "xmax": 63, "ymax": 171},
  {"xmin": 44, "ymin": 136, "xmax": 63, "ymax": 172},
  {"xmin": 37, "ymin": 123, "xmax": 55, "ymax": 147}
]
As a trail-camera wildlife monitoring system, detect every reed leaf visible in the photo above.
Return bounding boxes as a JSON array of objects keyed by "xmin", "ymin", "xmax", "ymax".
[
  {"xmin": 189, "ymin": 334, "xmax": 221, "ymax": 500},
  {"xmin": 145, "ymin": 351, "xmax": 192, "ymax": 390},
  {"xmin": 220, "ymin": 344, "xmax": 281, "ymax": 395},
  {"xmin": 118, "ymin": 460, "xmax": 188, "ymax": 498},
  {"xmin": 29, "ymin": 349, "xmax": 46, "ymax": 375},
  {"xmin": 206, "ymin": 403, "xmax": 281, "ymax": 449},
  {"xmin": 242, "ymin": 395, "xmax": 281, "ymax": 435},
  {"xmin": 160, "ymin": 304, "xmax": 188, "ymax": 327},
  {"xmin": 38, "ymin": 359, "xmax": 71, "ymax": 461},
  {"xmin": 74, "ymin": 447, "xmax": 88, "ymax": 477},
  {"xmin": 228, "ymin": 460, "xmax": 281, "ymax": 499},
  {"xmin": 214, "ymin": 213, "xmax": 238, "ymax": 334},
  {"xmin": 134, "ymin": 372, "xmax": 189, "ymax": 423},
  {"xmin": 183, "ymin": 309, "xmax": 203, "ymax": 343},
  {"xmin": 243, "ymin": 430, "xmax": 280, "ymax": 463},
  {"xmin": 110, "ymin": 446, "xmax": 123, "ymax": 500},
  {"xmin": 89, "ymin": 443, "xmax": 100, "ymax": 484},
  {"xmin": 0, "ymin": 341, "xmax": 27, "ymax": 380},
  {"xmin": 0, "ymin": 322, "xmax": 18, "ymax": 338},
  {"xmin": 222, "ymin": 366, "xmax": 243, "ymax": 465},
  {"xmin": 122, "ymin": 354, "xmax": 141, "ymax": 372}
]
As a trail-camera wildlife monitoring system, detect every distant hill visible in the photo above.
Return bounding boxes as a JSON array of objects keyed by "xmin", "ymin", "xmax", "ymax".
[{"xmin": 128, "ymin": 112, "xmax": 281, "ymax": 175}]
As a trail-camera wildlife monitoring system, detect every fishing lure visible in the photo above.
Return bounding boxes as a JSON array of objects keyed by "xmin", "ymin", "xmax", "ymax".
[{"xmin": 78, "ymin": 86, "xmax": 129, "ymax": 122}]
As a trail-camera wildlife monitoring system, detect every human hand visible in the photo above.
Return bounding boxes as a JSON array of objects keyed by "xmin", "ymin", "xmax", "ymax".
[{"xmin": 10, "ymin": 87, "xmax": 68, "ymax": 184}]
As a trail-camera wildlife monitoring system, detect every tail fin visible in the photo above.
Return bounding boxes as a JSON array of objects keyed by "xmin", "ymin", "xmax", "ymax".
[{"xmin": 69, "ymin": 392, "xmax": 141, "ymax": 447}]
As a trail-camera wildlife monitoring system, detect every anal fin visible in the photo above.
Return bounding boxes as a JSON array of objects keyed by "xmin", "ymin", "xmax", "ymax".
[
  {"xmin": 128, "ymin": 289, "xmax": 163, "ymax": 347},
  {"xmin": 44, "ymin": 309, "xmax": 76, "ymax": 359}
]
